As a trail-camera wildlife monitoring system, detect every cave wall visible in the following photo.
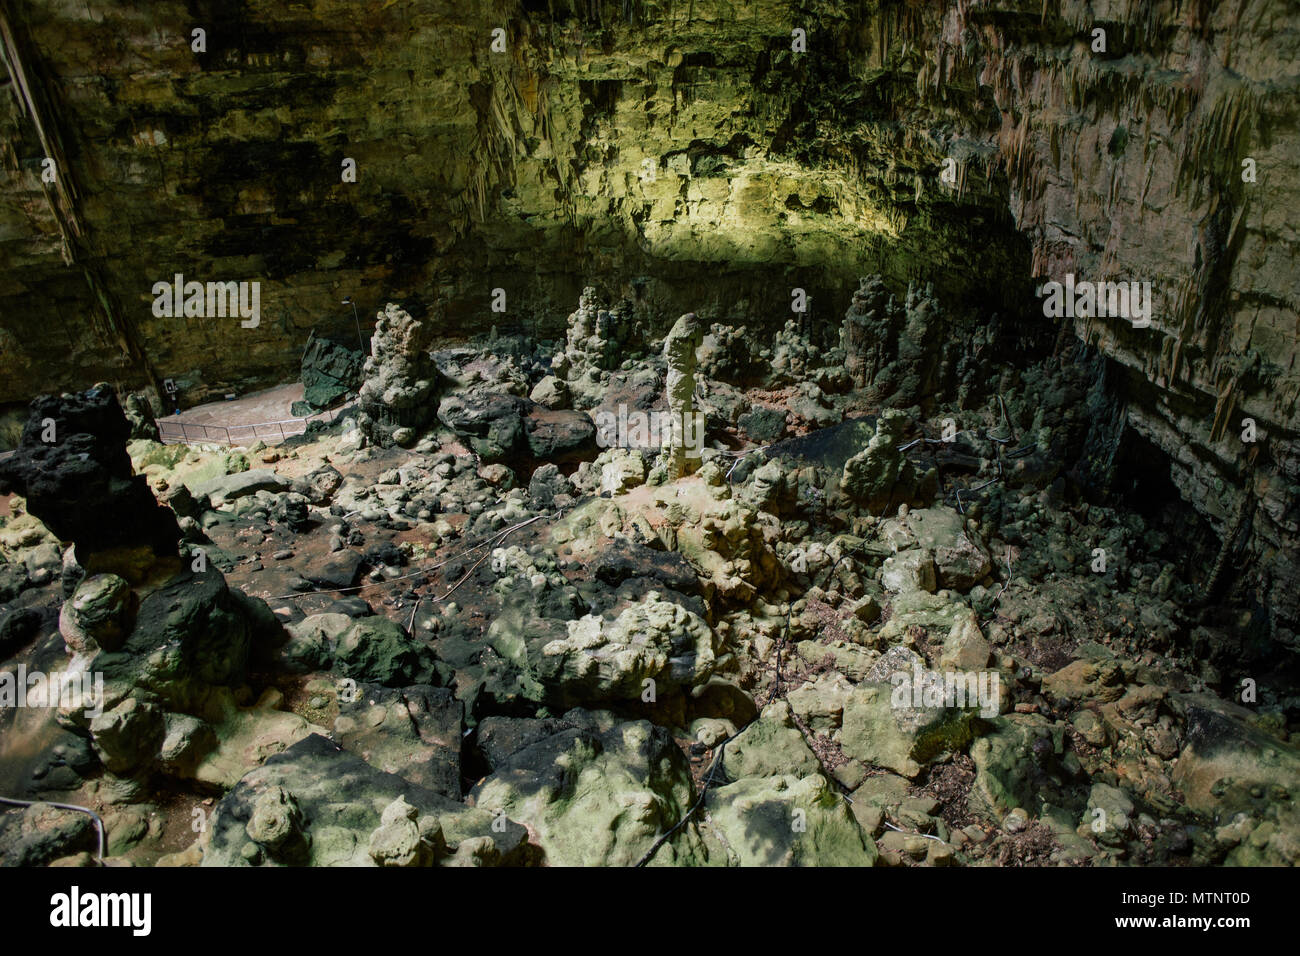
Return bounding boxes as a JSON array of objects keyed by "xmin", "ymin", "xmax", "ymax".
[
  {"xmin": 0, "ymin": 0, "xmax": 1029, "ymax": 407},
  {"xmin": 901, "ymin": 0, "xmax": 1300, "ymax": 646},
  {"xmin": 2, "ymin": 1, "xmax": 1297, "ymax": 632}
]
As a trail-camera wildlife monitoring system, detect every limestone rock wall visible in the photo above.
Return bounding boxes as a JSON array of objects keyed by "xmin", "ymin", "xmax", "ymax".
[
  {"xmin": 0, "ymin": 0, "xmax": 1029, "ymax": 406},
  {"xmin": 884, "ymin": 0, "xmax": 1300, "ymax": 641}
]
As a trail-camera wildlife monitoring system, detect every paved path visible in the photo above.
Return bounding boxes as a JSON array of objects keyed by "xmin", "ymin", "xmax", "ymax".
[{"xmin": 157, "ymin": 383, "xmax": 351, "ymax": 446}]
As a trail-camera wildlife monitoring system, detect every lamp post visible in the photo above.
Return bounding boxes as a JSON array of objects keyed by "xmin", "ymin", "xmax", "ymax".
[{"xmin": 342, "ymin": 297, "xmax": 364, "ymax": 353}]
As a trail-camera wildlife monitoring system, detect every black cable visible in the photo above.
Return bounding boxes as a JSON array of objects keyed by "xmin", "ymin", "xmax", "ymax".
[{"xmin": 0, "ymin": 795, "xmax": 105, "ymax": 865}]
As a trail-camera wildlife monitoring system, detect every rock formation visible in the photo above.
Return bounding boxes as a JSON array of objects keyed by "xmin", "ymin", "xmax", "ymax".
[
  {"xmin": 841, "ymin": 410, "xmax": 926, "ymax": 514},
  {"xmin": 1, "ymin": 0, "xmax": 1297, "ymax": 877},
  {"xmin": 358, "ymin": 304, "xmax": 442, "ymax": 448},
  {"xmin": 554, "ymin": 287, "xmax": 638, "ymax": 410},
  {"xmin": 0, "ymin": 386, "xmax": 179, "ymax": 580},
  {"xmin": 662, "ymin": 312, "xmax": 706, "ymax": 479},
  {"xmin": 841, "ymin": 276, "xmax": 947, "ymax": 409},
  {"xmin": 291, "ymin": 330, "xmax": 364, "ymax": 416}
]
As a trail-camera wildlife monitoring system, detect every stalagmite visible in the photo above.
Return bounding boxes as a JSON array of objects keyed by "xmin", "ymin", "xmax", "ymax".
[{"xmin": 663, "ymin": 311, "xmax": 705, "ymax": 478}]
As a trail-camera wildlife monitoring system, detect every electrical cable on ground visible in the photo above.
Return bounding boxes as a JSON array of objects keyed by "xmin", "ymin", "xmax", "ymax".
[
  {"xmin": 634, "ymin": 611, "xmax": 794, "ymax": 866},
  {"xmin": 0, "ymin": 795, "xmax": 106, "ymax": 865},
  {"xmin": 255, "ymin": 505, "xmax": 578, "ymax": 605}
]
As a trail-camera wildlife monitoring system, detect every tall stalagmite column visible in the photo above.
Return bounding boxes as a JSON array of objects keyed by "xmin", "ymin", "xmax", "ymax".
[{"xmin": 663, "ymin": 312, "xmax": 705, "ymax": 479}]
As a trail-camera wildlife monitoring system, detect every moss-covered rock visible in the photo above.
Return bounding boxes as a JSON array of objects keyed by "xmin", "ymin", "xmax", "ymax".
[
  {"xmin": 204, "ymin": 734, "xmax": 531, "ymax": 867},
  {"xmin": 471, "ymin": 711, "xmax": 715, "ymax": 867},
  {"xmin": 705, "ymin": 772, "xmax": 877, "ymax": 867},
  {"xmin": 722, "ymin": 700, "xmax": 822, "ymax": 781},
  {"xmin": 839, "ymin": 681, "xmax": 983, "ymax": 779}
]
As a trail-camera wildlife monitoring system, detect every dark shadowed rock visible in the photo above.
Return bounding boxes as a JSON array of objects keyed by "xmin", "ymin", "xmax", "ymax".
[
  {"xmin": 0, "ymin": 802, "xmax": 96, "ymax": 867},
  {"xmin": 590, "ymin": 538, "xmax": 699, "ymax": 592},
  {"xmin": 0, "ymin": 606, "xmax": 44, "ymax": 658},
  {"xmin": 437, "ymin": 392, "xmax": 526, "ymax": 461},
  {"xmin": 0, "ymin": 386, "xmax": 179, "ymax": 577},
  {"xmin": 305, "ymin": 549, "xmax": 363, "ymax": 589},
  {"xmin": 335, "ymin": 617, "xmax": 437, "ymax": 687},
  {"xmin": 326, "ymin": 596, "xmax": 372, "ymax": 617},
  {"xmin": 737, "ymin": 406, "xmax": 787, "ymax": 442},
  {"xmin": 527, "ymin": 462, "xmax": 571, "ymax": 510},
  {"xmin": 334, "ymin": 684, "xmax": 462, "ymax": 796},
  {"xmin": 473, "ymin": 715, "xmax": 575, "ymax": 773},
  {"xmin": 525, "ymin": 407, "xmax": 596, "ymax": 463},
  {"xmin": 107, "ymin": 566, "xmax": 254, "ymax": 698},
  {"xmin": 292, "ymin": 330, "xmax": 364, "ymax": 415}
]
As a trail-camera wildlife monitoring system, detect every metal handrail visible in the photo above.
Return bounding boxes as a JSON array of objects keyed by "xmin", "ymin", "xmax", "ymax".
[{"xmin": 155, "ymin": 404, "xmax": 351, "ymax": 447}]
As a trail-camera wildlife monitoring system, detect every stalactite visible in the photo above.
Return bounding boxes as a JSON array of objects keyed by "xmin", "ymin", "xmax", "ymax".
[{"xmin": 1210, "ymin": 373, "xmax": 1239, "ymax": 443}]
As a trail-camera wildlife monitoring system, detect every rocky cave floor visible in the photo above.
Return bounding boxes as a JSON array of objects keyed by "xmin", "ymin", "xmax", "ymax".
[{"xmin": 0, "ymin": 294, "xmax": 1296, "ymax": 868}]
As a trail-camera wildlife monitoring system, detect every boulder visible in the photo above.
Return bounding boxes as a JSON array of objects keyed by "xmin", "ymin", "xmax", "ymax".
[
  {"xmin": 203, "ymin": 734, "xmax": 531, "ymax": 866},
  {"xmin": 737, "ymin": 406, "xmax": 787, "ymax": 442},
  {"xmin": 304, "ymin": 550, "xmax": 363, "ymax": 589},
  {"xmin": 840, "ymin": 409, "xmax": 924, "ymax": 513},
  {"xmin": 89, "ymin": 698, "xmax": 166, "ymax": 775},
  {"xmin": 294, "ymin": 330, "xmax": 363, "ymax": 414},
  {"xmin": 281, "ymin": 612, "xmax": 354, "ymax": 672},
  {"xmin": 94, "ymin": 566, "xmax": 255, "ymax": 709},
  {"xmin": 1171, "ymin": 694, "xmax": 1300, "ymax": 815},
  {"xmin": 437, "ymin": 392, "xmax": 526, "ymax": 462},
  {"xmin": 881, "ymin": 548, "xmax": 937, "ymax": 594},
  {"xmin": 335, "ymin": 617, "xmax": 436, "ymax": 687},
  {"xmin": 470, "ymin": 711, "xmax": 712, "ymax": 866},
  {"xmin": 529, "ymin": 375, "xmax": 570, "ymax": 409},
  {"xmin": 705, "ymin": 773, "xmax": 877, "ymax": 866},
  {"xmin": 526, "ymin": 463, "xmax": 572, "ymax": 511},
  {"xmin": 0, "ymin": 802, "xmax": 97, "ymax": 867},
  {"xmin": 739, "ymin": 459, "xmax": 798, "ymax": 516},
  {"xmin": 589, "ymin": 539, "xmax": 699, "ymax": 592},
  {"xmin": 721, "ymin": 700, "xmax": 822, "ymax": 781},
  {"xmin": 367, "ymin": 796, "xmax": 440, "ymax": 867},
  {"xmin": 0, "ymin": 386, "xmax": 179, "ymax": 577},
  {"xmin": 878, "ymin": 506, "xmax": 992, "ymax": 590},
  {"xmin": 786, "ymin": 673, "xmax": 856, "ymax": 732},
  {"xmin": 473, "ymin": 716, "xmax": 574, "ymax": 773},
  {"xmin": 191, "ymin": 469, "xmax": 290, "ymax": 504},
  {"xmin": 967, "ymin": 713, "xmax": 1073, "ymax": 823},
  {"xmin": 839, "ymin": 680, "xmax": 983, "ymax": 778},
  {"xmin": 489, "ymin": 595, "xmax": 719, "ymax": 707},
  {"xmin": 334, "ymin": 684, "xmax": 462, "ymax": 796},
  {"xmin": 270, "ymin": 492, "xmax": 312, "ymax": 532},
  {"xmin": 525, "ymin": 407, "xmax": 596, "ymax": 463},
  {"xmin": 293, "ymin": 465, "xmax": 344, "ymax": 505},
  {"xmin": 59, "ymin": 573, "xmax": 132, "ymax": 654}
]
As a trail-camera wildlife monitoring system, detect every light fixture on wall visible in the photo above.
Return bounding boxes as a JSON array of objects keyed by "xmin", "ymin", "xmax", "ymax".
[{"xmin": 342, "ymin": 297, "xmax": 364, "ymax": 353}]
